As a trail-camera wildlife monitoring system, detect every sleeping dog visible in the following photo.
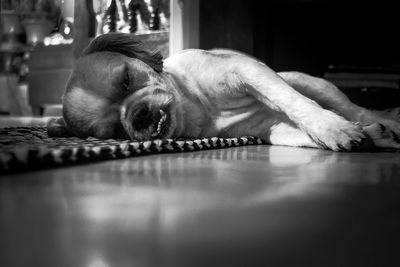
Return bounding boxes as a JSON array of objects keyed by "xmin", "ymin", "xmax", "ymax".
[{"xmin": 48, "ymin": 33, "xmax": 400, "ymax": 151}]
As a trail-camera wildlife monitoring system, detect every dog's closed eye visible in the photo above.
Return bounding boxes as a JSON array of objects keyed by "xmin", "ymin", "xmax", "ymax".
[{"xmin": 122, "ymin": 70, "xmax": 130, "ymax": 91}]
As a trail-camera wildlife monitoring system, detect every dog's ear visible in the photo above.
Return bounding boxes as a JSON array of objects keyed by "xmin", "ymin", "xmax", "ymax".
[
  {"xmin": 46, "ymin": 117, "xmax": 75, "ymax": 137},
  {"xmin": 83, "ymin": 33, "xmax": 163, "ymax": 73}
]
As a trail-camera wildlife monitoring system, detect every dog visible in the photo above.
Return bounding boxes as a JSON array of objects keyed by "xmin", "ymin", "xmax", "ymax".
[{"xmin": 47, "ymin": 33, "xmax": 400, "ymax": 152}]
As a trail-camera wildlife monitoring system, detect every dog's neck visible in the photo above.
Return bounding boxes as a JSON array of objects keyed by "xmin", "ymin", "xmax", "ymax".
[{"xmin": 161, "ymin": 71, "xmax": 214, "ymax": 138}]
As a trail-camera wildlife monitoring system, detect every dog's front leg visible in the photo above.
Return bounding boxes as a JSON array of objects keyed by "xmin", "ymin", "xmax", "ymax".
[
  {"xmin": 238, "ymin": 62, "xmax": 365, "ymax": 151},
  {"xmin": 278, "ymin": 71, "xmax": 400, "ymax": 141}
]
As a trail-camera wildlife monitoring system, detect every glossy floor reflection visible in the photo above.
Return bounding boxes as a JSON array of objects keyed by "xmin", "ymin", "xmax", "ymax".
[{"xmin": 1, "ymin": 145, "xmax": 400, "ymax": 267}]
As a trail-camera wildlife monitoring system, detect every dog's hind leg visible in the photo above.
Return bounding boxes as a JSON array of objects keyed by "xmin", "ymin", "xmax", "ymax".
[
  {"xmin": 278, "ymin": 71, "xmax": 400, "ymax": 143},
  {"xmin": 278, "ymin": 71, "xmax": 362, "ymax": 118}
]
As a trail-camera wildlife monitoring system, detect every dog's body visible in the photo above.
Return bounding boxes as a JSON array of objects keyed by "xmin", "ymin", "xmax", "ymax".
[{"xmin": 49, "ymin": 33, "xmax": 400, "ymax": 151}]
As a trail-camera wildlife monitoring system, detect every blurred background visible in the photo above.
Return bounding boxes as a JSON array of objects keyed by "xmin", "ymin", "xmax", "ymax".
[
  {"xmin": 0, "ymin": 0, "xmax": 170, "ymax": 117},
  {"xmin": 0, "ymin": 0, "xmax": 399, "ymax": 117}
]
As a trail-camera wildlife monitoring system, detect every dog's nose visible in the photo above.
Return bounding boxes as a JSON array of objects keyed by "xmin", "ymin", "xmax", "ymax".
[{"xmin": 131, "ymin": 105, "xmax": 154, "ymax": 130}]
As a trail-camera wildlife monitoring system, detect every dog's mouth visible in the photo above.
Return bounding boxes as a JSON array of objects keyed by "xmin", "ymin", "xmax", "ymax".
[
  {"xmin": 150, "ymin": 109, "xmax": 169, "ymax": 138},
  {"xmin": 122, "ymin": 104, "xmax": 173, "ymax": 141}
]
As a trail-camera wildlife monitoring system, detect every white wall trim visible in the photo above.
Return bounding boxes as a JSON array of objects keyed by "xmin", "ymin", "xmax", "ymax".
[{"xmin": 170, "ymin": 0, "xmax": 199, "ymax": 55}]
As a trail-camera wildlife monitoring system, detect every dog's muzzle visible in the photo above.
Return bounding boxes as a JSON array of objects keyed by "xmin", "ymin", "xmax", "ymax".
[
  {"xmin": 120, "ymin": 90, "xmax": 174, "ymax": 140},
  {"xmin": 131, "ymin": 105, "xmax": 168, "ymax": 137}
]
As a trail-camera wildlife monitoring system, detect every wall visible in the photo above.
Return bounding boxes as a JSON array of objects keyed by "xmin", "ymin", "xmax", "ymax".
[
  {"xmin": 199, "ymin": 0, "xmax": 400, "ymax": 108},
  {"xmin": 200, "ymin": 0, "xmax": 400, "ymax": 75}
]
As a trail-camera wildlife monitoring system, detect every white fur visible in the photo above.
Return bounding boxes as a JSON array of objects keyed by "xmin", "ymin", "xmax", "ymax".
[{"xmin": 61, "ymin": 47, "xmax": 400, "ymax": 151}]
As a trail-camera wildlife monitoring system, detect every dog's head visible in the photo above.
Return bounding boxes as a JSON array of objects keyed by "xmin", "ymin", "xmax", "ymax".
[{"xmin": 49, "ymin": 33, "xmax": 179, "ymax": 141}]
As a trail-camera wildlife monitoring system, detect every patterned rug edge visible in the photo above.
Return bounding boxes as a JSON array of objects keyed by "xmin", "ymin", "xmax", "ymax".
[{"xmin": 0, "ymin": 127, "xmax": 266, "ymax": 174}]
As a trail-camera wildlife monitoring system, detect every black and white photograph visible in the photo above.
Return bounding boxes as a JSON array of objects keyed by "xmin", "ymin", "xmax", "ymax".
[{"xmin": 1, "ymin": 0, "xmax": 400, "ymax": 266}]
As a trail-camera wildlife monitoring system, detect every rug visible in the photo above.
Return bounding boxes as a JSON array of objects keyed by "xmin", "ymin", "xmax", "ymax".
[{"xmin": 0, "ymin": 127, "xmax": 265, "ymax": 174}]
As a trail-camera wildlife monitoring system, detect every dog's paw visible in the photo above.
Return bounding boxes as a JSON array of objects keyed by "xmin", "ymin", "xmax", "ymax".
[
  {"xmin": 361, "ymin": 123, "xmax": 400, "ymax": 150},
  {"xmin": 371, "ymin": 119, "xmax": 400, "ymax": 142},
  {"xmin": 46, "ymin": 117, "xmax": 74, "ymax": 137},
  {"xmin": 367, "ymin": 108, "xmax": 400, "ymax": 136},
  {"xmin": 307, "ymin": 111, "xmax": 366, "ymax": 152},
  {"xmin": 375, "ymin": 107, "xmax": 400, "ymax": 123}
]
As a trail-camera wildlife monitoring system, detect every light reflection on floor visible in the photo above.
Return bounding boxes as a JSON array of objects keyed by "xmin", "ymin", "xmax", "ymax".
[{"xmin": 1, "ymin": 145, "xmax": 400, "ymax": 267}]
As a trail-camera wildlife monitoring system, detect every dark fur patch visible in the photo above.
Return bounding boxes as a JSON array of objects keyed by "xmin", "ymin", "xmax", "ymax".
[{"xmin": 83, "ymin": 33, "xmax": 164, "ymax": 73}]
